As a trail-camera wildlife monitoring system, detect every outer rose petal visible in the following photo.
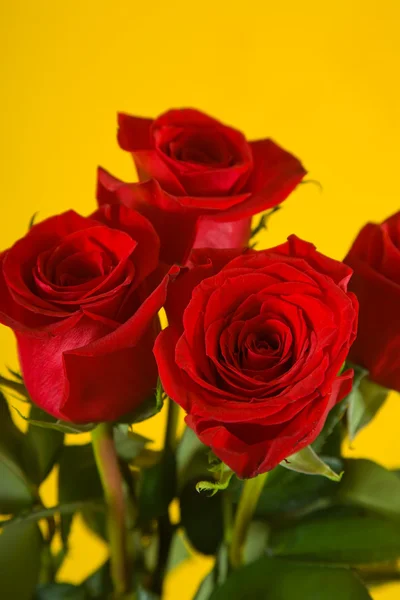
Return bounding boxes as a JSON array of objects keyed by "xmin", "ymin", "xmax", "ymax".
[
  {"xmin": 90, "ymin": 203, "xmax": 160, "ymax": 284},
  {"xmin": 345, "ymin": 212, "xmax": 400, "ymax": 391},
  {"xmin": 117, "ymin": 113, "xmax": 153, "ymax": 151},
  {"xmin": 97, "ymin": 168, "xmax": 199, "ymax": 265},
  {"xmin": 186, "ymin": 371, "xmax": 353, "ymax": 479},
  {"xmin": 0, "ymin": 250, "xmax": 59, "ymax": 332},
  {"xmin": 97, "ymin": 167, "xmax": 253, "ymax": 255},
  {"xmin": 346, "ymin": 255, "xmax": 400, "ymax": 390},
  {"xmin": 154, "ymin": 108, "xmax": 237, "ymax": 130},
  {"xmin": 18, "ymin": 268, "xmax": 178, "ymax": 423},
  {"xmin": 164, "ymin": 248, "xmax": 244, "ymax": 331},
  {"xmin": 154, "ymin": 326, "xmax": 191, "ymax": 412},
  {"xmin": 210, "ymin": 140, "xmax": 306, "ymax": 220},
  {"xmin": 194, "ymin": 217, "xmax": 252, "ymax": 249}
]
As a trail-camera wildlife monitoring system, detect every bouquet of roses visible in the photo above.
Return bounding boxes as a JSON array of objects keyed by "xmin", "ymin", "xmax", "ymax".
[{"xmin": 0, "ymin": 108, "xmax": 399, "ymax": 600}]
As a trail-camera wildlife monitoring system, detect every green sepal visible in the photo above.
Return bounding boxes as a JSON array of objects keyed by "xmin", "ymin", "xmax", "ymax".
[
  {"xmin": 250, "ymin": 206, "xmax": 281, "ymax": 242},
  {"xmin": 196, "ymin": 462, "xmax": 234, "ymax": 496},
  {"xmin": 12, "ymin": 405, "xmax": 95, "ymax": 434},
  {"xmin": 118, "ymin": 379, "xmax": 165, "ymax": 425},
  {"xmin": 281, "ymin": 445, "xmax": 343, "ymax": 481}
]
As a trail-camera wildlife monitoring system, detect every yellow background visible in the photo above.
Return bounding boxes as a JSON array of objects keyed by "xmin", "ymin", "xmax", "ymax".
[{"xmin": 1, "ymin": 1, "xmax": 400, "ymax": 598}]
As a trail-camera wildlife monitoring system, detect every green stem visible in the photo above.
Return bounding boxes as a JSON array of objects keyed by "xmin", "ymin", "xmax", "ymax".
[
  {"xmin": 91, "ymin": 423, "xmax": 132, "ymax": 598},
  {"xmin": 222, "ymin": 490, "xmax": 234, "ymax": 546},
  {"xmin": 229, "ymin": 472, "xmax": 269, "ymax": 569},
  {"xmin": 151, "ymin": 398, "xmax": 180, "ymax": 595},
  {"xmin": 164, "ymin": 396, "xmax": 180, "ymax": 452}
]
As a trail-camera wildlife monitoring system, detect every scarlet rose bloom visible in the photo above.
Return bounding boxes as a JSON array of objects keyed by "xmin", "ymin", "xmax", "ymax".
[
  {"xmin": 99, "ymin": 108, "xmax": 306, "ymax": 251},
  {"xmin": 0, "ymin": 206, "xmax": 176, "ymax": 423},
  {"xmin": 155, "ymin": 236, "xmax": 358, "ymax": 478},
  {"xmin": 344, "ymin": 211, "xmax": 400, "ymax": 391}
]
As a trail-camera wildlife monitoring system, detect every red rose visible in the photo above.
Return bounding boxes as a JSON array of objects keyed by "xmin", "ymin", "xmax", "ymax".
[
  {"xmin": 154, "ymin": 236, "xmax": 358, "ymax": 478},
  {"xmin": 101, "ymin": 108, "xmax": 306, "ymax": 250},
  {"xmin": 0, "ymin": 206, "xmax": 176, "ymax": 423},
  {"xmin": 97, "ymin": 170, "xmax": 200, "ymax": 266},
  {"xmin": 344, "ymin": 211, "xmax": 400, "ymax": 391}
]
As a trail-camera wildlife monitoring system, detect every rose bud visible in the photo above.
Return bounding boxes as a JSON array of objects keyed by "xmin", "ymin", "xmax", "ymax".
[
  {"xmin": 0, "ymin": 206, "xmax": 177, "ymax": 423},
  {"xmin": 154, "ymin": 236, "xmax": 358, "ymax": 479},
  {"xmin": 345, "ymin": 211, "xmax": 400, "ymax": 391},
  {"xmin": 97, "ymin": 108, "xmax": 306, "ymax": 251}
]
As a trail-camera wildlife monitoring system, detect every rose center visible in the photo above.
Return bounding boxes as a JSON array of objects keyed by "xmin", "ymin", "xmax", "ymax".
[{"xmin": 168, "ymin": 132, "xmax": 235, "ymax": 167}]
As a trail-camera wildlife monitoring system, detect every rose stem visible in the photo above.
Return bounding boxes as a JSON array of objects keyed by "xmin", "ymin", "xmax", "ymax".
[
  {"xmin": 151, "ymin": 397, "xmax": 180, "ymax": 594},
  {"xmin": 222, "ymin": 489, "xmax": 234, "ymax": 546},
  {"xmin": 164, "ymin": 395, "xmax": 180, "ymax": 454},
  {"xmin": 229, "ymin": 472, "xmax": 269, "ymax": 569},
  {"xmin": 91, "ymin": 422, "xmax": 132, "ymax": 598}
]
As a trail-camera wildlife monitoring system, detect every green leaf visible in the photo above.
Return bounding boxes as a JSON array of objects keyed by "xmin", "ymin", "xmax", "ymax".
[
  {"xmin": 0, "ymin": 390, "xmax": 26, "ymax": 461},
  {"xmin": 180, "ymin": 476, "xmax": 224, "ymax": 555},
  {"xmin": 194, "ymin": 572, "xmax": 215, "ymax": 600},
  {"xmin": 137, "ymin": 588, "xmax": 161, "ymax": 600},
  {"xmin": 1, "ymin": 501, "xmax": 104, "ymax": 528},
  {"xmin": 138, "ymin": 450, "xmax": 176, "ymax": 521},
  {"xmin": 0, "ymin": 394, "xmax": 63, "ymax": 485},
  {"xmin": 12, "ymin": 405, "xmax": 95, "ymax": 433},
  {"xmin": 176, "ymin": 426, "xmax": 209, "ymax": 491},
  {"xmin": 0, "ymin": 373, "xmax": 30, "ymax": 399},
  {"xmin": 0, "ymin": 521, "xmax": 42, "ymax": 600},
  {"xmin": 337, "ymin": 459, "xmax": 400, "ymax": 519},
  {"xmin": 243, "ymin": 521, "xmax": 270, "ymax": 564},
  {"xmin": 233, "ymin": 459, "xmax": 340, "ymax": 518},
  {"xmin": 34, "ymin": 583, "xmax": 86, "ymax": 600},
  {"xmin": 6, "ymin": 366, "xmax": 23, "ymax": 380},
  {"xmin": 23, "ymin": 404, "xmax": 64, "ymax": 484},
  {"xmin": 0, "ymin": 445, "xmax": 36, "ymax": 512},
  {"xmin": 281, "ymin": 445, "xmax": 343, "ymax": 481},
  {"xmin": 207, "ymin": 557, "xmax": 372, "ymax": 600},
  {"xmin": 113, "ymin": 425, "xmax": 151, "ymax": 462},
  {"xmin": 270, "ymin": 515, "xmax": 400, "ymax": 563},
  {"xmin": 58, "ymin": 444, "xmax": 104, "ymax": 545},
  {"xmin": 166, "ymin": 531, "xmax": 191, "ymax": 572},
  {"xmin": 347, "ymin": 376, "xmax": 389, "ymax": 441},
  {"xmin": 177, "ymin": 427, "xmax": 206, "ymax": 478},
  {"xmin": 82, "ymin": 560, "xmax": 112, "ymax": 599},
  {"xmin": 356, "ymin": 562, "xmax": 400, "ymax": 587}
]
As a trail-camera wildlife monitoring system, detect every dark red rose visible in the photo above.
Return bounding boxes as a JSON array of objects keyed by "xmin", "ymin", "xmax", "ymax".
[
  {"xmin": 344, "ymin": 211, "xmax": 400, "ymax": 391},
  {"xmin": 154, "ymin": 236, "xmax": 358, "ymax": 478},
  {"xmin": 104, "ymin": 108, "xmax": 306, "ymax": 250},
  {"xmin": 0, "ymin": 206, "xmax": 177, "ymax": 423}
]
